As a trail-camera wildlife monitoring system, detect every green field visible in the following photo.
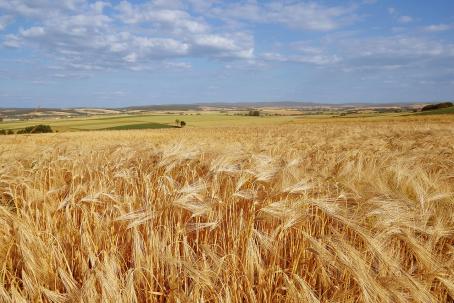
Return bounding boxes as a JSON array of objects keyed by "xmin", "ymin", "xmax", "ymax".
[
  {"xmin": 105, "ymin": 122, "xmax": 176, "ymax": 130},
  {"xmin": 415, "ymin": 106, "xmax": 454, "ymax": 115},
  {"xmin": 1, "ymin": 108, "xmax": 453, "ymax": 133},
  {"xmin": 0, "ymin": 112, "xmax": 296, "ymax": 132}
]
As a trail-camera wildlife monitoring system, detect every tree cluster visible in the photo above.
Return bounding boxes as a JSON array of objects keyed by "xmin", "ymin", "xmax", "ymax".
[
  {"xmin": 421, "ymin": 102, "xmax": 453, "ymax": 111},
  {"xmin": 0, "ymin": 129, "xmax": 15, "ymax": 135},
  {"xmin": 248, "ymin": 110, "xmax": 261, "ymax": 116},
  {"xmin": 16, "ymin": 125, "xmax": 53, "ymax": 134}
]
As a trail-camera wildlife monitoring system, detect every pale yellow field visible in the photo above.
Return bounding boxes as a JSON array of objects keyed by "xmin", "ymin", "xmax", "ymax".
[{"xmin": 1, "ymin": 120, "xmax": 454, "ymax": 302}]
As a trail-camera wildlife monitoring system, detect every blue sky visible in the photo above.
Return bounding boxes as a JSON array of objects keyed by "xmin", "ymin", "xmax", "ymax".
[{"xmin": 0, "ymin": 0, "xmax": 453, "ymax": 107}]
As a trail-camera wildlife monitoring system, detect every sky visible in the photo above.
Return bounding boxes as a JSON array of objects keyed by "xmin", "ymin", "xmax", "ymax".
[{"xmin": 0, "ymin": 0, "xmax": 453, "ymax": 108}]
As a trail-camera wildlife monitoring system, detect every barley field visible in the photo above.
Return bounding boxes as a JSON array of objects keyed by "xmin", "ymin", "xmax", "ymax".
[{"xmin": 1, "ymin": 120, "xmax": 454, "ymax": 302}]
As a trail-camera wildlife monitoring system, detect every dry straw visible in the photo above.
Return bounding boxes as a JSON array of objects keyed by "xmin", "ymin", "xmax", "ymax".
[{"xmin": 0, "ymin": 121, "xmax": 453, "ymax": 302}]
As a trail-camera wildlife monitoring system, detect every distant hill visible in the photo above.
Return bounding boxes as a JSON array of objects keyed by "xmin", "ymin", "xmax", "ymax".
[
  {"xmin": 185, "ymin": 101, "xmax": 419, "ymax": 108},
  {"xmin": 123, "ymin": 104, "xmax": 203, "ymax": 111},
  {"xmin": 0, "ymin": 100, "xmax": 446, "ymax": 120},
  {"xmin": 0, "ymin": 100, "xmax": 424, "ymax": 111}
]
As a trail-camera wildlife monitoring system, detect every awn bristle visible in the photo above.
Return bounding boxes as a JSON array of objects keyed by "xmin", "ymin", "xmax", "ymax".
[{"xmin": 0, "ymin": 122, "xmax": 453, "ymax": 302}]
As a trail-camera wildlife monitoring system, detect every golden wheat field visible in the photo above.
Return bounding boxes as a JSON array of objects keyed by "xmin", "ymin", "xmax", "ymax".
[{"xmin": 1, "ymin": 120, "xmax": 454, "ymax": 302}]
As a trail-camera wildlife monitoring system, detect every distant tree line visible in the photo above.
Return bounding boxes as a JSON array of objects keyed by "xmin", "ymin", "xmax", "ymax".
[
  {"xmin": 0, "ymin": 124, "xmax": 53, "ymax": 135},
  {"xmin": 0, "ymin": 129, "xmax": 14, "ymax": 135},
  {"xmin": 421, "ymin": 102, "xmax": 453, "ymax": 111},
  {"xmin": 231, "ymin": 111, "xmax": 282, "ymax": 117},
  {"xmin": 248, "ymin": 110, "xmax": 261, "ymax": 116}
]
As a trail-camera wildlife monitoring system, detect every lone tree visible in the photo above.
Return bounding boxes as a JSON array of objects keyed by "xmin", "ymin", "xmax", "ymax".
[
  {"xmin": 180, "ymin": 121, "xmax": 186, "ymax": 128},
  {"xmin": 175, "ymin": 119, "xmax": 180, "ymax": 126}
]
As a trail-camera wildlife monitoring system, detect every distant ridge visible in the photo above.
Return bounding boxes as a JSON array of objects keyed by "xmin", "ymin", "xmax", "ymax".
[
  {"xmin": 187, "ymin": 101, "xmax": 419, "ymax": 108},
  {"xmin": 1, "ymin": 100, "xmax": 446, "ymax": 112}
]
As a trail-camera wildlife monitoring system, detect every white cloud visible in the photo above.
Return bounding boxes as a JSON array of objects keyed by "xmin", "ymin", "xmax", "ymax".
[
  {"xmin": 3, "ymin": 34, "xmax": 21, "ymax": 48},
  {"xmin": 192, "ymin": 33, "xmax": 254, "ymax": 59},
  {"xmin": 116, "ymin": 2, "xmax": 208, "ymax": 34},
  {"xmin": 387, "ymin": 7, "xmax": 413, "ymax": 24},
  {"xmin": 295, "ymin": 54, "xmax": 341, "ymax": 65},
  {"xmin": 123, "ymin": 52, "xmax": 137, "ymax": 63},
  {"xmin": 1, "ymin": 0, "xmax": 256, "ymax": 73},
  {"xmin": 424, "ymin": 24, "xmax": 452, "ymax": 32},
  {"xmin": 262, "ymin": 52, "xmax": 287, "ymax": 62},
  {"xmin": 194, "ymin": 35, "xmax": 236, "ymax": 50},
  {"xmin": 206, "ymin": 2, "xmax": 358, "ymax": 31},
  {"xmin": 0, "ymin": 15, "xmax": 12, "ymax": 31},
  {"xmin": 90, "ymin": 1, "xmax": 111, "ymax": 14},
  {"xmin": 20, "ymin": 26, "xmax": 45, "ymax": 37},
  {"xmin": 0, "ymin": 0, "xmax": 364, "ymax": 77},
  {"xmin": 263, "ymin": 51, "xmax": 340, "ymax": 65},
  {"xmin": 163, "ymin": 61, "xmax": 192, "ymax": 69},
  {"xmin": 0, "ymin": 0, "xmax": 85, "ymax": 18},
  {"xmin": 398, "ymin": 16, "xmax": 413, "ymax": 23},
  {"xmin": 291, "ymin": 42, "xmax": 325, "ymax": 54},
  {"xmin": 132, "ymin": 37, "xmax": 190, "ymax": 57},
  {"xmin": 3, "ymin": 0, "xmax": 452, "ymax": 84},
  {"xmin": 332, "ymin": 34, "xmax": 454, "ymax": 75},
  {"xmin": 350, "ymin": 36, "xmax": 454, "ymax": 57},
  {"xmin": 261, "ymin": 41, "xmax": 341, "ymax": 66}
]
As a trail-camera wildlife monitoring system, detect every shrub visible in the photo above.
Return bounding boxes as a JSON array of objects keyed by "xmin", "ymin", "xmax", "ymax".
[
  {"xmin": 421, "ymin": 102, "xmax": 453, "ymax": 111},
  {"xmin": 17, "ymin": 124, "xmax": 53, "ymax": 134},
  {"xmin": 248, "ymin": 110, "xmax": 260, "ymax": 116},
  {"xmin": 7, "ymin": 130, "xmax": 14, "ymax": 135},
  {"xmin": 180, "ymin": 121, "xmax": 186, "ymax": 128},
  {"xmin": 0, "ymin": 129, "xmax": 6, "ymax": 135}
]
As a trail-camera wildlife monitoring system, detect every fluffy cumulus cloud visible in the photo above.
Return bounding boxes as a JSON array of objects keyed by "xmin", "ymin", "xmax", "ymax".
[
  {"xmin": 0, "ymin": 0, "xmax": 85, "ymax": 17},
  {"xmin": 1, "ymin": 0, "xmax": 454, "ymax": 85},
  {"xmin": 0, "ymin": 0, "xmax": 361, "ymax": 71},
  {"xmin": 116, "ymin": 1, "xmax": 209, "ymax": 34},
  {"xmin": 0, "ymin": 0, "xmax": 255, "ymax": 73}
]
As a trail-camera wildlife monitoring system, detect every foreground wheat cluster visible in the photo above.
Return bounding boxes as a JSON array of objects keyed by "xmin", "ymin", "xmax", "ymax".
[{"xmin": 1, "ymin": 122, "xmax": 454, "ymax": 302}]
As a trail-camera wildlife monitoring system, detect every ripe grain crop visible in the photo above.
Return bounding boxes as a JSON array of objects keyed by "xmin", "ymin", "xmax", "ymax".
[{"xmin": 0, "ymin": 121, "xmax": 453, "ymax": 302}]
